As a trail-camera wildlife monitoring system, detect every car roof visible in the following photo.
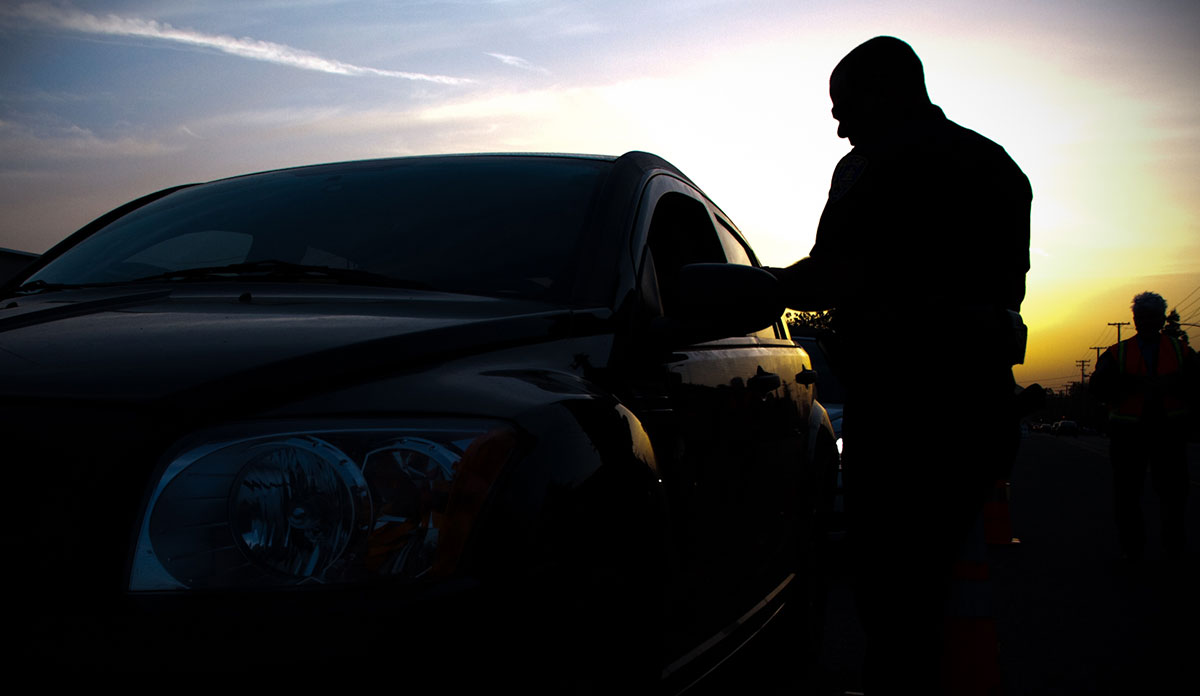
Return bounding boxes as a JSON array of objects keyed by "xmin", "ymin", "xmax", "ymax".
[{"xmin": 202, "ymin": 150, "xmax": 694, "ymax": 189}]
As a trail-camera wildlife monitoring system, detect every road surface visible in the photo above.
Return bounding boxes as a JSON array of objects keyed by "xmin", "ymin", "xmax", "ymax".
[{"xmin": 688, "ymin": 433, "xmax": 1200, "ymax": 694}]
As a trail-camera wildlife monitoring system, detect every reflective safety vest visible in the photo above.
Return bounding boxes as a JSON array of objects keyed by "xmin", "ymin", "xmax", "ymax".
[{"xmin": 1107, "ymin": 334, "xmax": 1188, "ymax": 423}]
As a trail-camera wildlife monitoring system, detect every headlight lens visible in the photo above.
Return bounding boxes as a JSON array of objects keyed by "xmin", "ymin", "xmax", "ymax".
[{"xmin": 130, "ymin": 421, "xmax": 514, "ymax": 592}]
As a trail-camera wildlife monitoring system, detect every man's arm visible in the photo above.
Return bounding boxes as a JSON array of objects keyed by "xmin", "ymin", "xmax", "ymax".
[{"xmin": 766, "ymin": 257, "xmax": 839, "ymax": 312}]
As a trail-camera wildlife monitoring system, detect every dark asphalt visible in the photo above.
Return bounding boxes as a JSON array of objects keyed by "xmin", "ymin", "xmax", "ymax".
[
  {"xmin": 686, "ymin": 433, "xmax": 1200, "ymax": 695},
  {"xmin": 992, "ymin": 434, "xmax": 1200, "ymax": 695}
]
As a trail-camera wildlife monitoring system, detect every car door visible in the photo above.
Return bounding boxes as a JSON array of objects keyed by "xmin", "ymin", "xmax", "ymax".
[{"xmin": 626, "ymin": 175, "xmax": 814, "ymax": 649}]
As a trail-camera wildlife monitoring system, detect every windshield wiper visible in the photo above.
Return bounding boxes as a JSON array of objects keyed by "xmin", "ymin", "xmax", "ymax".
[
  {"xmin": 13, "ymin": 279, "xmax": 129, "ymax": 295},
  {"xmin": 124, "ymin": 260, "xmax": 432, "ymax": 289},
  {"xmin": 16, "ymin": 260, "xmax": 434, "ymax": 295}
]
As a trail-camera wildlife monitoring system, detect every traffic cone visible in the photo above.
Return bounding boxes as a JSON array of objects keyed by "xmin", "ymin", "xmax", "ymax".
[
  {"xmin": 983, "ymin": 479, "xmax": 1019, "ymax": 545},
  {"xmin": 942, "ymin": 512, "xmax": 1004, "ymax": 696}
]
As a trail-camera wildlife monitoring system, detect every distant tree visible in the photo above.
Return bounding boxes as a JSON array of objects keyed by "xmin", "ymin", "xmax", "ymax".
[
  {"xmin": 1165, "ymin": 308, "xmax": 1190, "ymax": 345},
  {"xmin": 786, "ymin": 308, "xmax": 837, "ymax": 337}
]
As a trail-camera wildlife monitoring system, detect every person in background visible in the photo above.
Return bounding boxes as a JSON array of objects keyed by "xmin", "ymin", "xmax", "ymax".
[{"xmin": 1090, "ymin": 291, "xmax": 1197, "ymax": 562}]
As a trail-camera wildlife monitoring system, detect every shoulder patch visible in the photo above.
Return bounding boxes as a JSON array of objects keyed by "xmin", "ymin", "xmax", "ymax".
[{"xmin": 828, "ymin": 153, "xmax": 868, "ymax": 202}]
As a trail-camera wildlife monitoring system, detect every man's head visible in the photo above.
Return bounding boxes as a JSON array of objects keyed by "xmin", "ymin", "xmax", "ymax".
[
  {"xmin": 830, "ymin": 36, "xmax": 931, "ymax": 145},
  {"xmin": 1131, "ymin": 291, "xmax": 1168, "ymax": 334}
]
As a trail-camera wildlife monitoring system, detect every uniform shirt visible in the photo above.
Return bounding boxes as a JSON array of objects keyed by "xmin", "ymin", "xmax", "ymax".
[
  {"xmin": 1136, "ymin": 333, "xmax": 1160, "ymax": 376},
  {"xmin": 776, "ymin": 104, "xmax": 1032, "ymax": 375}
]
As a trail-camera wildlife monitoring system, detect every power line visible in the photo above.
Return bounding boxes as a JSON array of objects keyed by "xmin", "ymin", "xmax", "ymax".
[
  {"xmin": 1018, "ymin": 374, "xmax": 1076, "ymax": 386},
  {"xmin": 1034, "ymin": 374, "xmax": 1088, "ymax": 389},
  {"xmin": 1173, "ymin": 283, "xmax": 1200, "ymax": 309},
  {"xmin": 1175, "ymin": 291, "xmax": 1200, "ymax": 318},
  {"xmin": 1177, "ymin": 300, "xmax": 1200, "ymax": 321},
  {"xmin": 1079, "ymin": 325, "xmax": 1117, "ymax": 363}
]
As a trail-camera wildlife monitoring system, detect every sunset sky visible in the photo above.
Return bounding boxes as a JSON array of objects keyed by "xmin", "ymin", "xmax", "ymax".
[{"xmin": 1, "ymin": 0, "xmax": 1197, "ymax": 390}]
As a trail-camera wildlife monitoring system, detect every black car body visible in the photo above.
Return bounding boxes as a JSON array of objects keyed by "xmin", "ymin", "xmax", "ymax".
[
  {"xmin": 1, "ymin": 152, "xmax": 838, "ymax": 688},
  {"xmin": 791, "ymin": 335, "xmax": 844, "ymax": 448},
  {"xmin": 793, "ymin": 334, "xmax": 846, "ymax": 529}
]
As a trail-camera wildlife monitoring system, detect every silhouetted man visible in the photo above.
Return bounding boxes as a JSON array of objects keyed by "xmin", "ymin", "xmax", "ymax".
[
  {"xmin": 769, "ymin": 36, "xmax": 1031, "ymax": 693},
  {"xmin": 1090, "ymin": 292, "xmax": 1196, "ymax": 561}
]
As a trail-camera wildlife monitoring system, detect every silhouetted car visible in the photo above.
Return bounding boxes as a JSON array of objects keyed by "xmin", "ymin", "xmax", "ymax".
[
  {"xmin": 1052, "ymin": 419, "xmax": 1080, "ymax": 437},
  {"xmin": 1, "ymin": 152, "xmax": 838, "ymax": 689}
]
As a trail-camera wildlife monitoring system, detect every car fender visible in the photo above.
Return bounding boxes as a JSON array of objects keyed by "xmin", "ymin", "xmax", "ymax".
[
  {"xmin": 806, "ymin": 399, "xmax": 837, "ymax": 466},
  {"xmin": 464, "ymin": 394, "xmax": 668, "ymax": 686},
  {"xmin": 467, "ymin": 394, "xmax": 666, "ymax": 574}
]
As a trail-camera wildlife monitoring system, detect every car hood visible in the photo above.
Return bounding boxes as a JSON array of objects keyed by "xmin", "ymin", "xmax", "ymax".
[{"xmin": 0, "ymin": 284, "xmax": 607, "ymax": 406}]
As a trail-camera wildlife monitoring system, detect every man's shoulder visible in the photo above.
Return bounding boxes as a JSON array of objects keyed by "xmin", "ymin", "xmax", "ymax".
[
  {"xmin": 1165, "ymin": 334, "xmax": 1197, "ymax": 357},
  {"xmin": 937, "ymin": 116, "xmax": 1031, "ymax": 192},
  {"xmin": 938, "ymin": 118, "xmax": 1009, "ymax": 157},
  {"xmin": 829, "ymin": 152, "xmax": 870, "ymax": 202}
]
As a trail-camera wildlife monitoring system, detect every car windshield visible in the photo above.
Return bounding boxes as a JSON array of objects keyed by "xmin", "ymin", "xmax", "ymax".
[{"xmin": 24, "ymin": 156, "xmax": 612, "ymax": 303}]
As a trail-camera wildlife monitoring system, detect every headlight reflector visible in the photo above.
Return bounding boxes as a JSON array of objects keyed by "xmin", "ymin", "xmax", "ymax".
[{"xmin": 229, "ymin": 438, "xmax": 369, "ymax": 579}]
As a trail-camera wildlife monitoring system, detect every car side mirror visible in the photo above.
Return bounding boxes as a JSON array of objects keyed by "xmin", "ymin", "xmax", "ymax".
[
  {"xmin": 0, "ymin": 249, "xmax": 40, "ymax": 292},
  {"xmin": 655, "ymin": 263, "xmax": 783, "ymax": 345}
]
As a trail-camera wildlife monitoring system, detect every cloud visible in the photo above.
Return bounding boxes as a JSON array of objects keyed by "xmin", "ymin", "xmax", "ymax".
[
  {"xmin": 486, "ymin": 52, "xmax": 550, "ymax": 74},
  {"xmin": 0, "ymin": 118, "xmax": 182, "ymax": 162},
  {"xmin": 8, "ymin": 2, "xmax": 474, "ymax": 85}
]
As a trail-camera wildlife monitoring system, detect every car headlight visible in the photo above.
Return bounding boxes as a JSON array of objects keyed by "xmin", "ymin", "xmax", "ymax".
[{"xmin": 130, "ymin": 420, "xmax": 516, "ymax": 592}]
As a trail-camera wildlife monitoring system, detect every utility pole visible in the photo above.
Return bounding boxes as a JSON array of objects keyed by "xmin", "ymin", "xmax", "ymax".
[
  {"xmin": 1090, "ymin": 346, "xmax": 1107, "ymax": 362},
  {"xmin": 1076, "ymin": 359, "xmax": 1090, "ymax": 383},
  {"xmin": 1108, "ymin": 321, "xmax": 1130, "ymax": 344}
]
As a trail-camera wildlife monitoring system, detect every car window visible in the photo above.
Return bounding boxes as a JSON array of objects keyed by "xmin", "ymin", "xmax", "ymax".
[
  {"xmin": 645, "ymin": 190, "xmax": 778, "ymax": 340},
  {"xmin": 713, "ymin": 213, "xmax": 778, "ymax": 340},
  {"xmin": 714, "ymin": 217, "xmax": 753, "ymax": 267},
  {"xmin": 646, "ymin": 192, "xmax": 726, "ymax": 317}
]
